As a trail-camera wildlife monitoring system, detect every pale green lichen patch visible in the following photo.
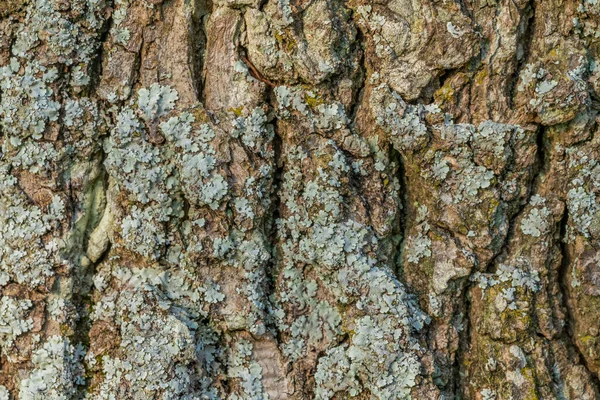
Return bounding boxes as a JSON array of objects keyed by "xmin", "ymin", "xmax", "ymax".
[
  {"xmin": 520, "ymin": 195, "xmax": 551, "ymax": 238},
  {"xmin": 138, "ymin": 83, "xmax": 179, "ymax": 122},
  {"xmin": 275, "ymin": 85, "xmax": 350, "ymax": 132},
  {"xmin": 104, "ymin": 84, "xmax": 234, "ymax": 258},
  {"xmin": 227, "ymin": 340, "xmax": 268, "ymax": 399},
  {"xmin": 231, "ymin": 107, "xmax": 274, "ymax": 156},
  {"xmin": 273, "ymin": 137, "xmax": 429, "ymax": 398},
  {"xmin": 0, "ymin": 165, "xmax": 65, "ymax": 286},
  {"xmin": 370, "ymin": 84, "xmax": 430, "ymax": 152},
  {"xmin": 103, "ymin": 79, "xmax": 277, "ymax": 335},
  {"xmin": 566, "ymin": 146, "xmax": 600, "ymax": 240},
  {"xmin": 0, "ymin": 296, "xmax": 33, "ymax": 352},
  {"xmin": 162, "ymin": 116, "xmax": 229, "ymax": 210},
  {"xmin": 88, "ymin": 266, "xmax": 222, "ymax": 399},
  {"xmin": 473, "ymin": 263, "xmax": 541, "ymax": 294},
  {"xmin": 92, "ymin": 68, "xmax": 278, "ymax": 394},
  {"xmin": 12, "ymin": 0, "xmax": 107, "ymax": 64},
  {"xmin": 0, "ymin": 0, "xmax": 109, "ymax": 293},
  {"xmin": 19, "ymin": 336, "xmax": 86, "ymax": 399},
  {"xmin": 111, "ymin": 1, "xmax": 132, "ymax": 46},
  {"xmin": 209, "ymin": 230, "xmax": 274, "ymax": 335},
  {"xmin": 0, "ymin": 58, "xmax": 60, "ymax": 143}
]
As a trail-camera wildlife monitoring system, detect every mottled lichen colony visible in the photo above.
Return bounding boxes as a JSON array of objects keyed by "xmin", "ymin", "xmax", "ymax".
[{"xmin": 1, "ymin": 0, "xmax": 600, "ymax": 399}]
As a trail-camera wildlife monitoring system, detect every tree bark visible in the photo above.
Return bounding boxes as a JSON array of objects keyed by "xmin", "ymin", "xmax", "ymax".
[{"xmin": 1, "ymin": 0, "xmax": 600, "ymax": 399}]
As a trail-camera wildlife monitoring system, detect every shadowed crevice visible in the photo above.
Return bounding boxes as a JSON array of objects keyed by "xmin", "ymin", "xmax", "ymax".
[
  {"xmin": 189, "ymin": 0, "xmax": 212, "ymax": 103},
  {"xmin": 557, "ymin": 206, "xmax": 600, "ymax": 390},
  {"xmin": 507, "ymin": 0, "xmax": 536, "ymax": 109}
]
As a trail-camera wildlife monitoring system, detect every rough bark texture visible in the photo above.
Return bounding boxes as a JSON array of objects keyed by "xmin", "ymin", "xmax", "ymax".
[{"xmin": 1, "ymin": 0, "xmax": 600, "ymax": 399}]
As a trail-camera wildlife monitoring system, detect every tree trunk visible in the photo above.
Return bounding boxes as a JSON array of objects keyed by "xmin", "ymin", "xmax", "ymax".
[{"xmin": 1, "ymin": 0, "xmax": 600, "ymax": 399}]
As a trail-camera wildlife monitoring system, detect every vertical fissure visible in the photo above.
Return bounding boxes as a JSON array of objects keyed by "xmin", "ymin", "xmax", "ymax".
[
  {"xmin": 508, "ymin": 0, "xmax": 536, "ymax": 109},
  {"xmin": 454, "ymin": 122, "xmax": 547, "ymax": 397},
  {"xmin": 189, "ymin": 0, "xmax": 211, "ymax": 103},
  {"xmin": 557, "ymin": 206, "xmax": 600, "ymax": 388},
  {"xmin": 264, "ymin": 86, "xmax": 284, "ymax": 338},
  {"xmin": 390, "ymin": 146, "xmax": 409, "ymax": 282}
]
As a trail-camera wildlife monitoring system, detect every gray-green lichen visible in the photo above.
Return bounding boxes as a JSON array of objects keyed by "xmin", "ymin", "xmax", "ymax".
[
  {"xmin": 272, "ymin": 89, "xmax": 430, "ymax": 397},
  {"xmin": 19, "ymin": 336, "xmax": 86, "ymax": 399}
]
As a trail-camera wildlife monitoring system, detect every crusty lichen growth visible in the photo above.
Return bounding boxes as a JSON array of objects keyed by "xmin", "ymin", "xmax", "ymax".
[
  {"xmin": 87, "ymin": 266, "xmax": 222, "ymax": 399},
  {"xmin": 271, "ymin": 84, "xmax": 436, "ymax": 398}
]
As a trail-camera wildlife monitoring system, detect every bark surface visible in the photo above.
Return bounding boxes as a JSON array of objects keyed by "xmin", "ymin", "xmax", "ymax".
[{"xmin": 1, "ymin": 0, "xmax": 600, "ymax": 399}]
